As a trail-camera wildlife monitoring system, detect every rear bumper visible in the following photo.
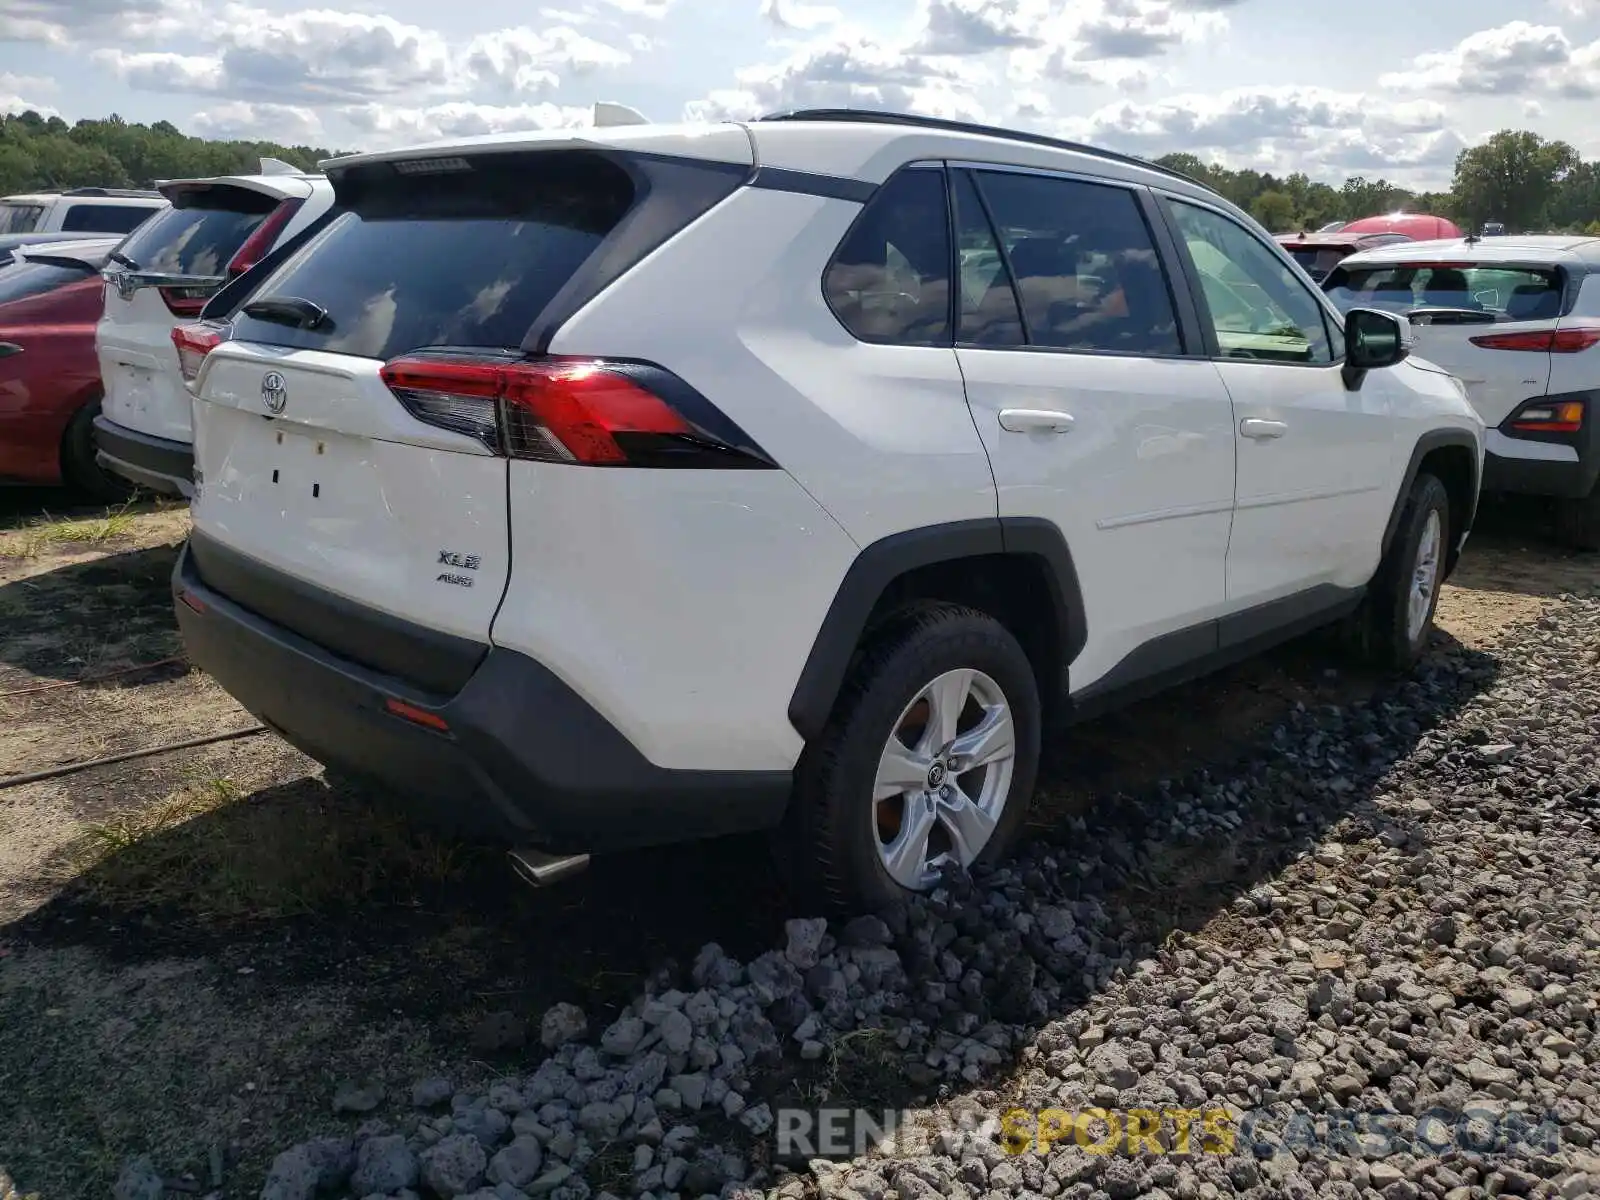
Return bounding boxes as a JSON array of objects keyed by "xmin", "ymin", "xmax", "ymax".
[
  {"xmin": 93, "ymin": 415, "xmax": 193, "ymax": 497},
  {"xmin": 172, "ymin": 539, "xmax": 792, "ymax": 852},
  {"xmin": 1483, "ymin": 394, "xmax": 1600, "ymax": 501}
]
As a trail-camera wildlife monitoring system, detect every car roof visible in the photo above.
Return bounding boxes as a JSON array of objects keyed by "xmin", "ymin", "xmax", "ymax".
[
  {"xmin": 1337, "ymin": 234, "xmax": 1600, "ymax": 268},
  {"xmin": 322, "ymin": 110, "xmax": 1231, "ymax": 216}
]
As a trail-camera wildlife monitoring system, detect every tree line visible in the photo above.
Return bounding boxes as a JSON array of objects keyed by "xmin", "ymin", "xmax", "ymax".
[
  {"xmin": 3, "ymin": 111, "xmax": 1597, "ymax": 238},
  {"xmin": 1157, "ymin": 130, "xmax": 1600, "ymax": 237},
  {"xmin": 0, "ymin": 110, "xmax": 346, "ymax": 195}
]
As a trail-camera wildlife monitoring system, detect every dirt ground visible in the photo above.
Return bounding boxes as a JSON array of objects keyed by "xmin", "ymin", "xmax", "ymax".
[{"xmin": 0, "ymin": 489, "xmax": 1594, "ymax": 1199}]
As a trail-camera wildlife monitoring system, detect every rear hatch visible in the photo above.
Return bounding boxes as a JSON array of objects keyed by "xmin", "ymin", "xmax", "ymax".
[
  {"xmin": 183, "ymin": 145, "xmax": 703, "ymax": 651},
  {"xmin": 97, "ymin": 177, "xmax": 314, "ymax": 445},
  {"xmin": 1323, "ymin": 259, "xmax": 1578, "ymax": 425}
]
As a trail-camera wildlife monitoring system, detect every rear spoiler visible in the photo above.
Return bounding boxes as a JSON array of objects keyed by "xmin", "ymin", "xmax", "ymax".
[{"xmin": 591, "ymin": 101, "xmax": 648, "ymax": 127}]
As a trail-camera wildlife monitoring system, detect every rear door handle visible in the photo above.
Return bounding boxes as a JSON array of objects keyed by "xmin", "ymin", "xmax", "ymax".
[
  {"xmin": 998, "ymin": 408, "xmax": 1075, "ymax": 434},
  {"xmin": 1240, "ymin": 418, "xmax": 1287, "ymax": 440},
  {"xmin": 0, "ymin": 342, "xmax": 22, "ymax": 359}
]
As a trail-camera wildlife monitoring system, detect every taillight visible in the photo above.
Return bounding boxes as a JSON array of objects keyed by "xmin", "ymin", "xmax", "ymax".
[
  {"xmin": 227, "ymin": 197, "xmax": 304, "ymax": 278},
  {"xmin": 160, "ymin": 286, "xmax": 212, "ymax": 317},
  {"xmin": 171, "ymin": 321, "xmax": 229, "ymax": 384},
  {"xmin": 1470, "ymin": 323, "xmax": 1600, "ymax": 353},
  {"xmin": 378, "ymin": 353, "xmax": 775, "ymax": 469},
  {"xmin": 1509, "ymin": 399, "xmax": 1585, "ymax": 434}
]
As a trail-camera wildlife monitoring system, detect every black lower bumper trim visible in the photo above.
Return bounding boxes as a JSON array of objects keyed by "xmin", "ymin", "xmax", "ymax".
[
  {"xmin": 1482, "ymin": 449, "xmax": 1600, "ymax": 500},
  {"xmin": 92, "ymin": 415, "xmax": 193, "ymax": 496},
  {"xmin": 173, "ymin": 541, "xmax": 792, "ymax": 851}
]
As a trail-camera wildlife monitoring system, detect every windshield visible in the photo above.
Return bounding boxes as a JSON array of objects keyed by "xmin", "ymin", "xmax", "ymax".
[
  {"xmin": 0, "ymin": 203, "xmax": 43, "ymax": 234},
  {"xmin": 1324, "ymin": 263, "xmax": 1564, "ymax": 320}
]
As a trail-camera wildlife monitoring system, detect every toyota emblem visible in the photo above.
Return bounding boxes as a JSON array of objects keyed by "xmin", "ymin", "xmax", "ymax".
[{"xmin": 261, "ymin": 371, "xmax": 287, "ymax": 414}]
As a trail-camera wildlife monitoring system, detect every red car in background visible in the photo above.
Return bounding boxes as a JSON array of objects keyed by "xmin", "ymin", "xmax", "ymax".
[
  {"xmin": 1276, "ymin": 230, "xmax": 1414, "ymax": 282},
  {"xmin": 0, "ymin": 237, "xmax": 128, "ymax": 499},
  {"xmin": 1341, "ymin": 213, "xmax": 1464, "ymax": 240}
]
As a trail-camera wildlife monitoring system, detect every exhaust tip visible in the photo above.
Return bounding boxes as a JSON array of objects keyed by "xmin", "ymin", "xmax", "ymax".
[{"xmin": 508, "ymin": 847, "xmax": 591, "ymax": 888}]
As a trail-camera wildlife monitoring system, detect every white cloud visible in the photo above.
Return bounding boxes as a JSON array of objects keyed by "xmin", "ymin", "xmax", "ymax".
[
  {"xmin": 0, "ymin": 92, "xmax": 58, "ymax": 118},
  {"xmin": 915, "ymin": 0, "xmax": 1043, "ymax": 55},
  {"xmin": 1380, "ymin": 21, "xmax": 1600, "ymax": 98},
  {"xmin": 92, "ymin": 49, "xmax": 226, "ymax": 94},
  {"xmin": 339, "ymin": 100, "xmax": 593, "ymax": 147},
  {"xmin": 0, "ymin": 0, "xmax": 199, "ymax": 44},
  {"xmin": 693, "ymin": 0, "xmax": 1224, "ymax": 129},
  {"xmin": 595, "ymin": 0, "xmax": 674, "ymax": 16},
  {"xmin": 685, "ymin": 31, "xmax": 991, "ymax": 123},
  {"xmin": 760, "ymin": 0, "xmax": 844, "ymax": 33},
  {"xmin": 87, "ymin": 5, "xmax": 635, "ymax": 113},
  {"xmin": 191, "ymin": 100, "xmax": 325, "ymax": 143},
  {"xmin": 1058, "ymin": 86, "xmax": 1463, "ymax": 180},
  {"xmin": 464, "ymin": 26, "xmax": 631, "ymax": 95},
  {"xmin": 0, "ymin": 71, "xmax": 55, "ymax": 96}
]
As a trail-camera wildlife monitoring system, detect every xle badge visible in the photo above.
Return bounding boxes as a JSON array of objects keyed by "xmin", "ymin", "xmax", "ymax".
[{"xmin": 437, "ymin": 549, "xmax": 481, "ymax": 588}]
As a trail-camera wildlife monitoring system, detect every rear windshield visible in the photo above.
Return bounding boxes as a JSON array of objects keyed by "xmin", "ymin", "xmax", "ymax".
[
  {"xmin": 61, "ymin": 203, "xmax": 159, "ymax": 234},
  {"xmin": 116, "ymin": 186, "xmax": 278, "ymax": 278},
  {"xmin": 0, "ymin": 260, "xmax": 92, "ymax": 307},
  {"xmin": 1325, "ymin": 263, "xmax": 1565, "ymax": 320},
  {"xmin": 0, "ymin": 204, "xmax": 42, "ymax": 234},
  {"xmin": 1287, "ymin": 247, "xmax": 1351, "ymax": 278},
  {"xmin": 229, "ymin": 150, "xmax": 636, "ymax": 361}
]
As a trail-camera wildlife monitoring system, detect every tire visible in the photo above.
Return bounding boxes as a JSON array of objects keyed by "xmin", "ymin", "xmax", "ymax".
[
  {"xmin": 778, "ymin": 603, "xmax": 1042, "ymax": 916},
  {"xmin": 1344, "ymin": 472, "xmax": 1451, "ymax": 671},
  {"xmin": 61, "ymin": 397, "xmax": 134, "ymax": 504},
  {"xmin": 1555, "ymin": 487, "xmax": 1600, "ymax": 552}
]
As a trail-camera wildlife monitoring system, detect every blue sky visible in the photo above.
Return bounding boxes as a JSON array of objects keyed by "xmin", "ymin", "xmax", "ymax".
[{"xmin": 2, "ymin": 0, "xmax": 1598, "ymax": 188}]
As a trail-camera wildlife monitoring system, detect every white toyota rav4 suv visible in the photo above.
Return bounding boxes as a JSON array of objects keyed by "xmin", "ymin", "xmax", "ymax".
[
  {"xmin": 169, "ymin": 110, "xmax": 1485, "ymax": 913},
  {"xmin": 93, "ymin": 162, "xmax": 334, "ymax": 495},
  {"xmin": 1324, "ymin": 235, "xmax": 1600, "ymax": 549}
]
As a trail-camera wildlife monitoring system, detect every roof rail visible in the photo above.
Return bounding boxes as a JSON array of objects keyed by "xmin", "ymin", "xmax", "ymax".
[
  {"xmin": 62, "ymin": 186, "xmax": 163, "ymax": 198},
  {"xmin": 755, "ymin": 108, "xmax": 1218, "ymax": 195}
]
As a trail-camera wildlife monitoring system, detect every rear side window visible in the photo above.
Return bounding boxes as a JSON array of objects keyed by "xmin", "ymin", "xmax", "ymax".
[
  {"xmin": 1325, "ymin": 263, "xmax": 1564, "ymax": 321},
  {"xmin": 0, "ymin": 260, "xmax": 90, "ymax": 306},
  {"xmin": 951, "ymin": 170, "xmax": 1024, "ymax": 347},
  {"xmin": 61, "ymin": 203, "xmax": 158, "ymax": 234},
  {"xmin": 230, "ymin": 150, "xmax": 636, "ymax": 361},
  {"xmin": 0, "ymin": 204, "xmax": 42, "ymax": 234},
  {"xmin": 967, "ymin": 170, "xmax": 1182, "ymax": 355},
  {"xmin": 117, "ymin": 187, "xmax": 278, "ymax": 278},
  {"xmin": 823, "ymin": 167, "xmax": 952, "ymax": 346}
]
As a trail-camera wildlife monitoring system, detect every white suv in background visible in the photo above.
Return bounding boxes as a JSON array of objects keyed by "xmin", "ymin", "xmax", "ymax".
[
  {"xmin": 169, "ymin": 111, "xmax": 1484, "ymax": 913},
  {"xmin": 0, "ymin": 187, "xmax": 166, "ymax": 236},
  {"xmin": 93, "ymin": 163, "xmax": 334, "ymax": 495},
  {"xmin": 1325, "ymin": 236, "xmax": 1600, "ymax": 549}
]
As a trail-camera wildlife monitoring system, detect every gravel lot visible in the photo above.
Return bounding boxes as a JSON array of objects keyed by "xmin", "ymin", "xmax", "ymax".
[{"xmin": 0, "ymin": 494, "xmax": 1595, "ymax": 1200}]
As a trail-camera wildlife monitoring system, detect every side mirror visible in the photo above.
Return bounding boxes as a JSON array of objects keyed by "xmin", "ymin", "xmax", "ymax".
[{"xmin": 1342, "ymin": 306, "xmax": 1410, "ymax": 387}]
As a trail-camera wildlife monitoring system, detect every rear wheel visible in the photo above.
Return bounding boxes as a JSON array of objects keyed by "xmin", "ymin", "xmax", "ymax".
[
  {"xmin": 1344, "ymin": 472, "xmax": 1450, "ymax": 671},
  {"xmin": 780, "ymin": 604, "xmax": 1041, "ymax": 915},
  {"xmin": 60, "ymin": 397, "xmax": 133, "ymax": 504},
  {"xmin": 1555, "ymin": 487, "xmax": 1600, "ymax": 552}
]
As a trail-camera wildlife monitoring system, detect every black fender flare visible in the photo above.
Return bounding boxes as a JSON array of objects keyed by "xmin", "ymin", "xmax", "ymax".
[
  {"xmin": 1380, "ymin": 429, "xmax": 1482, "ymax": 569},
  {"xmin": 786, "ymin": 517, "xmax": 1087, "ymax": 741}
]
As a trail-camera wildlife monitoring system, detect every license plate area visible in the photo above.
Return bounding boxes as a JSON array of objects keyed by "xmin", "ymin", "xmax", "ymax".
[{"xmin": 262, "ymin": 420, "xmax": 339, "ymax": 507}]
